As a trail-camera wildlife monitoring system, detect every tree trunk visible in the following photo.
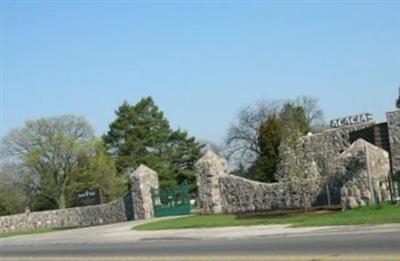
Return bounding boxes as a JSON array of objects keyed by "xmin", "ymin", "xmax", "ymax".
[
  {"xmin": 326, "ymin": 182, "xmax": 331, "ymax": 208},
  {"xmin": 57, "ymin": 193, "xmax": 66, "ymax": 209}
]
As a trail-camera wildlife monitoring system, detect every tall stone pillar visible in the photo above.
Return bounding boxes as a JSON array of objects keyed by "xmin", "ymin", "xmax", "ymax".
[
  {"xmin": 195, "ymin": 151, "xmax": 228, "ymax": 214},
  {"xmin": 130, "ymin": 165, "xmax": 159, "ymax": 220},
  {"xmin": 387, "ymin": 110, "xmax": 400, "ymax": 199},
  {"xmin": 386, "ymin": 110, "xmax": 400, "ymax": 174}
]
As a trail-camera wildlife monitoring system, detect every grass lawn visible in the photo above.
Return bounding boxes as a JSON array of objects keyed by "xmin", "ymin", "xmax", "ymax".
[{"xmin": 134, "ymin": 204, "xmax": 400, "ymax": 230}]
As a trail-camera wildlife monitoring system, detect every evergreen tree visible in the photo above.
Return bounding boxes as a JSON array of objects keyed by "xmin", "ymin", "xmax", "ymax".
[
  {"xmin": 249, "ymin": 116, "xmax": 283, "ymax": 182},
  {"xmin": 245, "ymin": 105, "xmax": 310, "ymax": 183},
  {"xmin": 103, "ymin": 97, "xmax": 203, "ymax": 189},
  {"xmin": 280, "ymin": 102, "xmax": 310, "ymax": 137}
]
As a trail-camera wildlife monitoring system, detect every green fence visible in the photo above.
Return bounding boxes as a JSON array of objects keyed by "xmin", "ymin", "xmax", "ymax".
[{"xmin": 151, "ymin": 180, "xmax": 191, "ymax": 217}]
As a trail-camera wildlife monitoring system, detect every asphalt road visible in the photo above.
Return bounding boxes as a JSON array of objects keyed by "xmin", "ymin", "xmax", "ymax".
[{"xmin": 1, "ymin": 221, "xmax": 400, "ymax": 260}]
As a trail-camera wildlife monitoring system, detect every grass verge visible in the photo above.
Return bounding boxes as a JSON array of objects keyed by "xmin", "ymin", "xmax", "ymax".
[{"xmin": 134, "ymin": 204, "xmax": 400, "ymax": 230}]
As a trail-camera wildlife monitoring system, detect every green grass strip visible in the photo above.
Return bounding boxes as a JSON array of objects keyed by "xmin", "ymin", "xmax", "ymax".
[{"xmin": 135, "ymin": 204, "xmax": 400, "ymax": 230}]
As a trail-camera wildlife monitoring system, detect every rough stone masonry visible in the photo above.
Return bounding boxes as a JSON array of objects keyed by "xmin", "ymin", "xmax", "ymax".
[
  {"xmin": 338, "ymin": 139, "xmax": 391, "ymax": 209},
  {"xmin": 196, "ymin": 138, "xmax": 391, "ymax": 214},
  {"xmin": 195, "ymin": 151, "xmax": 229, "ymax": 214},
  {"xmin": 0, "ymin": 197, "xmax": 130, "ymax": 234},
  {"xmin": 0, "ymin": 164, "xmax": 160, "ymax": 234},
  {"xmin": 196, "ymin": 151, "xmax": 325, "ymax": 214},
  {"xmin": 387, "ymin": 110, "xmax": 400, "ymax": 174},
  {"xmin": 130, "ymin": 164, "xmax": 160, "ymax": 220}
]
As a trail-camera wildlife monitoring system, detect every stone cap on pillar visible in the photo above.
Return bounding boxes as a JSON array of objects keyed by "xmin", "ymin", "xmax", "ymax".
[
  {"xmin": 129, "ymin": 164, "xmax": 158, "ymax": 180},
  {"xmin": 195, "ymin": 150, "xmax": 229, "ymax": 177},
  {"xmin": 338, "ymin": 138, "xmax": 390, "ymax": 179},
  {"xmin": 339, "ymin": 138, "xmax": 389, "ymax": 159}
]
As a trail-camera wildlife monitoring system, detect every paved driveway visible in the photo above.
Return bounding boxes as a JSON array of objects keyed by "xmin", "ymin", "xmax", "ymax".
[{"xmin": 1, "ymin": 219, "xmax": 400, "ymax": 260}]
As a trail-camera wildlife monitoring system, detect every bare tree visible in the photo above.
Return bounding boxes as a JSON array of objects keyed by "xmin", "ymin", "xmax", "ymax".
[
  {"xmin": 224, "ymin": 100, "xmax": 281, "ymax": 168},
  {"xmin": 295, "ymin": 96, "xmax": 325, "ymax": 129},
  {"xmin": 224, "ymin": 96, "xmax": 325, "ymax": 170}
]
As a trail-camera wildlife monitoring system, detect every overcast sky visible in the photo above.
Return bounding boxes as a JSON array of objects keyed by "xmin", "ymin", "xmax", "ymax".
[{"xmin": 1, "ymin": 2, "xmax": 399, "ymax": 143}]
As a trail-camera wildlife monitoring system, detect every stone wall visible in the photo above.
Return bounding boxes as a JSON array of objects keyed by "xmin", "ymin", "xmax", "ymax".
[
  {"xmin": 219, "ymin": 175, "xmax": 323, "ymax": 213},
  {"xmin": 339, "ymin": 139, "xmax": 391, "ymax": 208},
  {"xmin": 0, "ymin": 164, "xmax": 162, "ymax": 234},
  {"xmin": 197, "ymin": 141, "xmax": 391, "ymax": 214},
  {"xmin": 196, "ymin": 151, "xmax": 325, "ymax": 214},
  {"xmin": 0, "ymin": 196, "xmax": 131, "ymax": 234},
  {"xmin": 303, "ymin": 122, "xmax": 376, "ymax": 173}
]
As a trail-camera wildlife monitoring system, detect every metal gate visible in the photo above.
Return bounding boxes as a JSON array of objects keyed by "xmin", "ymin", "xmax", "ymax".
[
  {"xmin": 151, "ymin": 180, "xmax": 191, "ymax": 217},
  {"xmin": 390, "ymin": 173, "xmax": 400, "ymax": 203}
]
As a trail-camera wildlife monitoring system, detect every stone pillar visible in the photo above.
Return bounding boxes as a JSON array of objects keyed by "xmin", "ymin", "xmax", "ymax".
[
  {"xmin": 130, "ymin": 165, "xmax": 159, "ymax": 220},
  {"xmin": 387, "ymin": 110, "xmax": 400, "ymax": 199},
  {"xmin": 339, "ymin": 139, "xmax": 390, "ymax": 209},
  {"xmin": 195, "ymin": 151, "xmax": 228, "ymax": 214},
  {"xmin": 387, "ymin": 110, "xmax": 400, "ymax": 174}
]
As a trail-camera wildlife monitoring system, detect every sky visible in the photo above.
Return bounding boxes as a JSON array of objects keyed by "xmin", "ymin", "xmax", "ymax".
[{"xmin": 1, "ymin": 1, "xmax": 399, "ymax": 144}]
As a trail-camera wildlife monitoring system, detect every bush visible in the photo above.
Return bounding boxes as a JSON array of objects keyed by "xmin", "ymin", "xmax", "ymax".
[{"xmin": 31, "ymin": 194, "xmax": 58, "ymax": 211}]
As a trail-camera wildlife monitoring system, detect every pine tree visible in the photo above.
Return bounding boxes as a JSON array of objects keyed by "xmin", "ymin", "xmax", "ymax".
[
  {"xmin": 103, "ymin": 97, "xmax": 203, "ymax": 189},
  {"xmin": 249, "ymin": 116, "xmax": 283, "ymax": 182}
]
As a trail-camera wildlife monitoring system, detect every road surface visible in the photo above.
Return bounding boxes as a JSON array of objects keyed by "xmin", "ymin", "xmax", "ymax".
[{"xmin": 1, "ymin": 220, "xmax": 399, "ymax": 260}]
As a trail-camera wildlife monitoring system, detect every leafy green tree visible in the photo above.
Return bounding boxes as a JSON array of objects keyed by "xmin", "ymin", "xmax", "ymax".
[
  {"xmin": 1, "ymin": 115, "xmax": 122, "ymax": 210},
  {"xmin": 103, "ymin": 97, "xmax": 203, "ymax": 189},
  {"xmin": 66, "ymin": 140, "xmax": 125, "ymax": 207},
  {"xmin": 0, "ymin": 166, "xmax": 29, "ymax": 214},
  {"xmin": 0, "ymin": 183, "xmax": 14, "ymax": 215}
]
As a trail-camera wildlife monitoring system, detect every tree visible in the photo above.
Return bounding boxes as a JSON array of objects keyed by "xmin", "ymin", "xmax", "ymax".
[
  {"xmin": 1, "ymin": 115, "xmax": 122, "ymax": 210},
  {"xmin": 103, "ymin": 97, "xmax": 203, "ymax": 189},
  {"xmin": 0, "ymin": 171, "xmax": 21, "ymax": 216},
  {"xmin": 280, "ymin": 102, "xmax": 310, "ymax": 137},
  {"xmin": 65, "ymin": 140, "xmax": 125, "ymax": 207},
  {"xmin": 248, "ymin": 116, "xmax": 283, "ymax": 182},
  {"xmin": 0, "ymin": 159, "xmax": 34, "ymax": 214},
  {"xmin": 0, "ymin": 188, "xmax": 14, "ymax": 216},
  {"xmin": 225, "ymin": 97, "xmax": 323, "ymax": 182},
  {"xmin": 294, "ymin": 96, "xmax": 325, "ymax": 129},
  {"xmin": 224, "ymin": 100, "xmax": 281, "ymax": 169}
]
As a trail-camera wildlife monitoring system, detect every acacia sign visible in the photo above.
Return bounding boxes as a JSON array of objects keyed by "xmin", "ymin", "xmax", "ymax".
[{"xmin": 330, "ymin": 113, "xmax": 373, "ymax": 128}]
